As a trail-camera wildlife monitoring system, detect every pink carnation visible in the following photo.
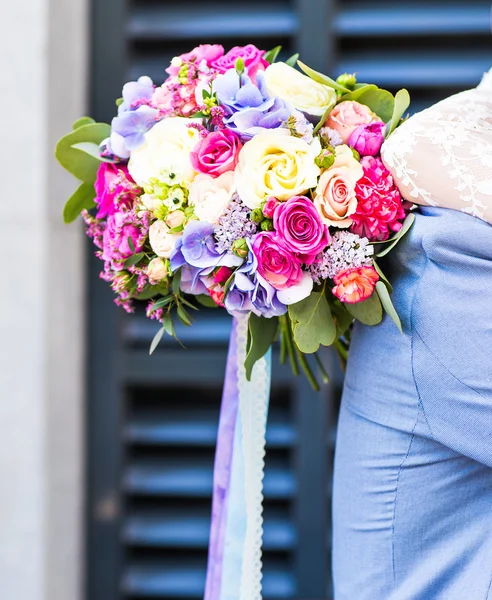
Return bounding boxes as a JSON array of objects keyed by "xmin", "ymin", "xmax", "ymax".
[
  {"xmin": 350, "ymin": 156, "xmax": 410, "ymax": 242},
  {"xmin": 210, "ymin": 44, "xmax": 269, "ymax": 83},
  {"xmin": 252, "ymin": 232, "xmax": 303, "ymax": 290},
  {"xmin": 190, "ymin": 129, "xmax": 242, "ymax": 177},
  {"xmin": 94, "ymin": 163, "xmax": 138, "ymax": 219},
  {"xmin": 102, "ymin": 211, "xmax": 146, "ymax": 264},
  {"xmin": 166, "ymin": 44, "xmax": 225, "ymax": 76},
  {"xmin": 332, "ymin": 266, "xmax": 379, "ymax": 304}
]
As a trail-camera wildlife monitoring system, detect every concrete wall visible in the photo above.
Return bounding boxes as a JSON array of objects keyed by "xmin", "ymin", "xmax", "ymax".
[{"xmin": 0, "ymin": 0, "xmax": 88, "ymax": 597}]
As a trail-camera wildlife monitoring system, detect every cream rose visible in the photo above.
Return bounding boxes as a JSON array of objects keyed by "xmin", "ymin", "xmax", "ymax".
[
  {"xmin": 189, "ymin": 171, "xmax": 235, "ymax": 224},
  {"xmin": 149, "ymin": 219, "xmax": 181, "ymax": 258},
  {"xmin": 128, "ymin": 117, "xmax": 201, "ymax": 187},
  {"xmin": 314, "ymin": 145, "xmax": 364, "ymax": 228},
  {"xmin": 165, "ymin": 210, "xmax": 186, "ymax": 229},
  {"xmin": 264, "ymin": 62, "xmax": 337, "ymax": 117},
  {"xmin": 235, "ymin": 129, "xmax": 321, "ymax": 209},
  {"xmin": 147, "ymin": 257, "xmax": 168, "ymax": 282}
]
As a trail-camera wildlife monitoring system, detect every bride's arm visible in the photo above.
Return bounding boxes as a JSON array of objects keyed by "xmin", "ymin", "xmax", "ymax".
[{"xmin": 381, "ymin": 88, "xmax": 492, "ymax": 224}]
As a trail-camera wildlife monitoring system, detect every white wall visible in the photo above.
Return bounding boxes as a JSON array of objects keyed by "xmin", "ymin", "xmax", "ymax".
[{"xmin": 0, "ymin": 0, "xmax": 87, "ymax": 597}]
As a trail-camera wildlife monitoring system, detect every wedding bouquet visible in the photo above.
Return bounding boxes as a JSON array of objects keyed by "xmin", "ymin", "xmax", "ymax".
[
  {"xmin": 56, "ymin": 43, "xmax": 413, "ymax": 389},
  {"xmin": 57, "ymin": 43, "xmax": 414, "ymax": 599}
]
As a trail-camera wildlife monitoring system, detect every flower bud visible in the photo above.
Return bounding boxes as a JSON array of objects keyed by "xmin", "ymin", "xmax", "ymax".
[
  {"xmin": 165, "ymin": 210, "xmax": 186, "ymax": 229},
  {"xmin": 232, "ymin": 238, "xmax": 249, "ymax": 258},
  {"xmin": 235, "ymin": 57, "xmax": 245, "ymax": 75},
  {"xmin": 351, "ymin": 148, "xmax": 361, "ymax": 162},
  {"xmin": 315, "ymin": 148, "xmax": 336, "ymax": 169},
  {"xmin": 261, "ymin": 218, "xmax": 274, "ymax": 231},
  {"xmin": 251, "ymin": 207, "xmax": 265, "ymax": 223},
  {"xmin": 147, "ymin": 258, "xmax": 169, "ymax": 282},
  {"xmin": 336, "ymin": 73, "xmax": 357, "ymax": 90},
  {"xmin": 262, "ymin": 197, "xmax": 279, "ymax": 219}
]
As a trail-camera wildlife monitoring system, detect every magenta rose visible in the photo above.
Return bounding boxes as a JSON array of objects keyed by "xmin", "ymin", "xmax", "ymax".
[
  {"xmin": 252, "ymin": 232, "xmax": 303, "ymax": 290},
  {"xmin": 273, "ymin": 196, "xmax": 331, "ymax": 265},
  {"xmin": 210, "ymin": 44, "xmax": 269, "ymax": 82},
  {"xmin": 166, "ymin": 44, "xmax": 224, "ymax": 76},
  {"xmin": 348, "ymin": 122, "xmax": 386, "ymax": 157},
  {"xmin": 190, "ymin": 129, "xmax": 242, "ymax": 177},
  {"xmin": 102, "ymin": 211, "xmax": 144, "ymax": 263},
  {"xmin": 351, "ymin": 156, "xmax": 411, "ymax": 241},
  {"xmin": 94, "ymin": 163, "xmax": 137, "ymax": 219}
]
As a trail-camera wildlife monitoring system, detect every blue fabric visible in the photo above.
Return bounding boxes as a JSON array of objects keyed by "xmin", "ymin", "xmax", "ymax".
[{"xmin": 333, "ymin": 207, "xmax": 492, "ymax": 600}]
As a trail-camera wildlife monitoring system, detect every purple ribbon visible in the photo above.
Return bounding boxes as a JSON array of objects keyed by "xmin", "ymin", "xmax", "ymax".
[{"xmin": 204, "ymin": 318, "xmax": 240, "ymax": 599}]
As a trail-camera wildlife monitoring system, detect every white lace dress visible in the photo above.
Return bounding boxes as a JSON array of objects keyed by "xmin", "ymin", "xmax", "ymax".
[{"xmin": 382, "ymin": 69, "xmax": 492, "ymax": 222}]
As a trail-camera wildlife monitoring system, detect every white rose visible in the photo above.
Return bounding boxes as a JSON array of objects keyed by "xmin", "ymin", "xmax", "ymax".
[
  {"xmin": 128, "ymin": 117, "xmax": 201, "ymax": 187},
  {"xmin": 234, "ymin": 129, "xmax": 321, "ymax": 209},
  {"xmin": 149, "ymin": 220, "xmax": 181, "ymax": 258},
  {"xmin": 147, "ymin": 257, "xmax": 168, "ymax": 282},
  {"xmin": 264, "ymin": 62, "xmax": 337, "ymax": 117},
  {"xmin": 189, "ymin": 172, "xmax": 235, "ymax": 224},
  {"xmin": 141, "ymin": 193, "xmax": 161, "ymax": 213}
]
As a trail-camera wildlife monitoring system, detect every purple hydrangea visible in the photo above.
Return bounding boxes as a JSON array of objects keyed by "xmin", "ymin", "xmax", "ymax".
[
  {"xmin": 118, "ymin": 76, "xmax": 155, "ymax": 113},
  {"xmin": 213, "ymin": 70, "xmax": 292, "ymax": 140}
]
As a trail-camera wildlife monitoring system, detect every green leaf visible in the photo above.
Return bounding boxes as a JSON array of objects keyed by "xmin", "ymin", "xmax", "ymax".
[
  {"xmin": 196, "ymin": 294, "xmax": 219, "ymax": 308},
  {"xmin": 150, "ymin": 295, "xmax": 173, "ymax": 310},
  {"xmin": 263, "ymin": 45, "xmax": 282, "ymax": 64},
  {"xmin": 285, "ymin": 53, "xmax": 299, "ymax": 67},
  {"xmin": 297, "ymin": 60, "xmax": 351, "ymax": 94},
  {"xmin": 330, "ymin": 300, "xmax": 354, "ymax": 337},
  {"xmin": 385, "ymin": 88, "xmax": 411, "ymax": 138},
  {"xmin": 289, "ymin": 292, "xmax": 337, "ymax": 353},
  {"xmin": 123, "ymin": 252, "xmax": 145, "ymax": 269},
  {"xmin": 127, "ymin": 236, "xmax": 136, "ymax": 254},
  {"xmin": 162, "ymin": 313, "xmax": 175, "ymax": 337},
  {"xmin": 313, "ymin": 103, "xmax": 336, "ymax": 135},
  {"xmin": 345, "ymin": 292, "xmax": 383, "ymax": 326},
  {"xmin": 135, "ymin": 285, "xmax": 163, "ymax": 301},
  {"xmin": 172, "ymin": 269, "xmax": 182, "ymax": 295},
  {"xmin": 63, "ymin": 182, "xmax": 96, "ymax": 223},
  {"xmin": 376, "ymin": 212, "xmax": 415, "ymax": 258},
  {"xmin": 73, "ymin": 116, "xmax": 95, "ymax": 130},
  {"xmin": 177, "ymin": 305, "xmax": 192, "ymax": 326},
  {"xmin": 149, "ymin": 327, "xmax": 164, "ymax": 355},
  {"xmin": 346, "ymin": 87, "xmax": 395, "ymax": 123},
  {"xmin": 116, "ymin": 97, "xmax": 124, "ymax": 107},
  {"xmin": 71, "ymin": 142, "xmax": 116, "ymax": 163},
  {"xmin": 244, "ymin": 315, "xmax": 279, "ymax": 381},
  {"xmin": 373, "ymin": 260, "xmax": 393, "ymax": 294},
  {"xmin": 376, "ymin": 281, "xmax": 402, "ymax": 333},
  {"xmin": 55, "ymin": 122, "xmax": 111, "ymax": 183},
  {"xmin": 339, "ymin": 83, "xmax": 379, "ymax": 103}
]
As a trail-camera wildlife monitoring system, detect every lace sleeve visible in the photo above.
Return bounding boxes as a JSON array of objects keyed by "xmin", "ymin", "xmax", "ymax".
[{"xmin": 381, "ymin": 73, "xmax": 492, "ymax": 224}]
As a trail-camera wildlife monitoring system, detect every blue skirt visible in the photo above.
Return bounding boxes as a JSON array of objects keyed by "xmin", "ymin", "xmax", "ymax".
[{"xmin": 333, "ymin": 207, "xmax": 492, "ymax": 600}]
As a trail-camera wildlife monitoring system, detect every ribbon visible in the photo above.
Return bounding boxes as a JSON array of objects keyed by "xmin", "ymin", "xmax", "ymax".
[{"xmin": 204, "ymin": 314, "xmax": 271, "ymax": 600}]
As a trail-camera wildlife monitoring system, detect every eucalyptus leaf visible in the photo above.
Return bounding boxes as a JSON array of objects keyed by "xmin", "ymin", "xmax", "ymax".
[
  {"xmin": 149, "ymin": 327, "xmax": 164, "ymax": 355},
  {"xmin": 376, "ymin": 281, "xmax": 402, "ymax": 333},
  {"xmin": 339, "ymin": 84, "xmax": 379, "ymax": 103},
  {"xmin": 264, "ymin": 45, "xmax": 282, "ymax": 64},
  {"xmin": 63, "ymin": 182, "xmax": 96, "ymax": 223},
  {"xmin": 196, "ymin": 294, "xmax": 219, "ymax": 308},
  {"xmin": 330, "ymin": 301, "xmax": 354, "ymax": 337},
  {"xmin": 376, "ymin": 212, "xmax": 415, "ymax": 258},
  {"xmin": 123, "ymin": 252, "xmax": 145, "ymax": 269},
  {"xmin": 285, "ymin": 53, "xmax": 299, "ymax": 67},
  {"xmin": 385, "ymin": 88, "xmax": 411, "ymax": 138},
  {"xmin": 297, "ymin": 60, "xmax": 351, "ymax": 94},
  {"xmin": 56, "ymin": 122, "xmax": 111, "ymax": 183},
  {"xmin": 289, "ymin": 292, "xmax": 337, "ymax": 353},
  {"xmin": 347, "ymin": 87, "xmax": 395, "ymax": 123},
  {"xmin": 245, "ymin": 315, "xmax": 278, "ymax": 381},
  {"xmin": 345, "ymin": 292, "xmax": 383, "ymax": 326},
  {"xmin": 373, "ymin": 261, "xmax": 393, "ymax": 294},
  {"xmin": 73, "ymin": 117, "xmax": 95, "ymax": 130},
  {"xmin": 71, "ymin": 142, "xmax": 116, "ymax": 163}
]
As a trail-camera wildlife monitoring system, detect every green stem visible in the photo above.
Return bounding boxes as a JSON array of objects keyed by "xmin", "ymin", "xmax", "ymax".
[
  {"xmin": 334, "ymin": 339, "xmax": 348, "ymax": 372},
  {"xmin": 279, "ymin": 319, "xmax": 287, "ymax": 365},
  {"xmin": 295, "ymin": 347, "xmax": 320, "ymax": 391},
  {"xmin": 281, "ymin": 316, "xmax": 299, "ymax": 376},
  {"xmin": 314, "ymin": 352, "xmax": 330, "ymax": 384}
]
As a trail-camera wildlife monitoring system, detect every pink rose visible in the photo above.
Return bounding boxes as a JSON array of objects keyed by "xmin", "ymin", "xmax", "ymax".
[
  {"xmin": 252, "ymin": 232, "xmax": 303, "ymax": 290},
  {"xmin": 262, "ymin": 197, "xmax": 280, "ymax": 219},
  {"xmin": 350, "ymin": 156, "xmax": 411, "ymax": 241},
  {"xmin": 210, "ymin": 44, "xmax": 269, "ymax": 82},
  {"xmin": 314, "ymin": 145, "xmax": 364, "ymax": 228},
  {"xmin": 190, "ymin": 129, "xmax": 242, "ymax": 177},
  {"xmin": 332, "ymin": 266, "xmax": 379, "ymax": 304},
  {"xmin": 166, "ymin": 44, "xmax": 225, "ymax": 76},
  {"xmin": 348, "ymin": 122, "xmax": 386, "ymax": 157},
  {"xmin": 273, "ymin": 196, "xmax": 330, "ymax": 265},
  {"xmin": 94, "ymin": 163, "xmax": 137, "ymax": 219},
  {"xmin": 102, "ymin": 212, "xmax": 144, "ymax": 263},
  {"xmin": 325, "ymin": 101, "xmax": 382, "ymax": 144}
]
